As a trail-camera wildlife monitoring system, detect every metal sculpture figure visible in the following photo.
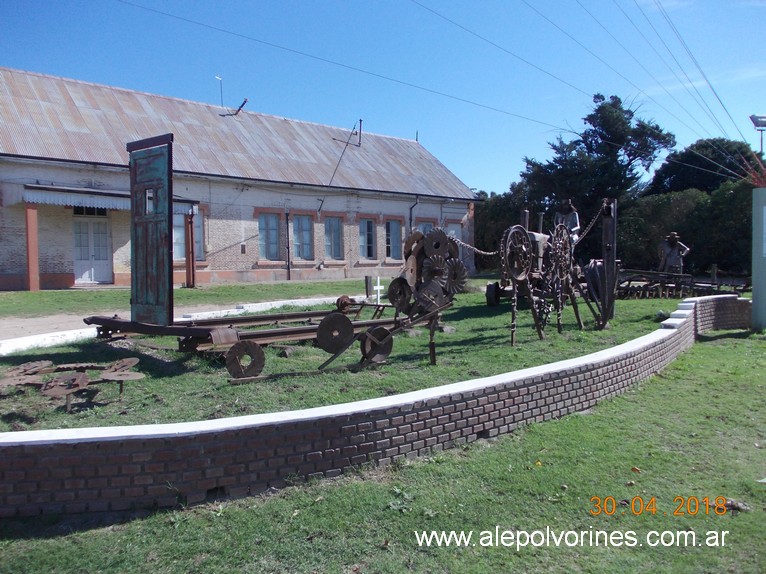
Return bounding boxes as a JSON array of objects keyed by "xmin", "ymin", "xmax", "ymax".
[
  {"xmin": 497, "ymin": 223, "xmax": 584, "ymax": 345},
  {"xmin": 386, "ymin": 227, "xmax": 469, "ymax": 364}
]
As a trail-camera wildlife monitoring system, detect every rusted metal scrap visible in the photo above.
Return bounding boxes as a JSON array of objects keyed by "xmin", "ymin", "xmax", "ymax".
[
  {"xmin": 387, "ymin": 227, "xmax": 468, "ymax": 317},
  {"xmin": 0, "ymin": 358, "xmax": 143, "ymax": 412},
  {"xmin": 82, "ymin": 264, "xmax": 465, "ymax": 382},
  {"xmin": 486, "ymin": 223, "xmax": 584, "ymax": 344}
]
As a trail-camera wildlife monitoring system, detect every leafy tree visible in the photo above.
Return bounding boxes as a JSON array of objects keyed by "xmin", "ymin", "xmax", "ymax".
[
  {"xmin": 516, "ymin": 94, "xmax": 675, "ymax": 261},
  {"xmin": 697, "ymin": 179, "xmax": 752, "ymax": 274},
  {"xmin": 646, "ymin": 138, "xmax": 761, "ymax": 195},
  {"xmin": 473, "ymin": 186, "xmax": 527, "ymax": 270},
  {"xmin": 618, "ymin": 189, "xmax": 709, "ymax": 272},
  {"xmin": 618, "ymin": 179, "xmax": 753, "ymax": 274}
]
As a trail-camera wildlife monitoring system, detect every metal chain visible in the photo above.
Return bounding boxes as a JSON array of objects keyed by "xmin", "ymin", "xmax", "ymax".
[
  {"xmin": 572, "ymin": 198, "xmax": 607, "ymax": 246},
  {"xmin": 450, "ymin": 236, "xmax": 500, "ymax": 257},
  {"xmin": 445, "ymin": 200, "xmax": 605, "ymax": 257}
]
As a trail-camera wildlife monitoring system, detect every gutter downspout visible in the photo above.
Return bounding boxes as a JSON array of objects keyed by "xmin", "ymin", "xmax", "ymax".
[
  {"xmin": 408, "ymin": 195, "xmax": 420, "ymax": 232},
  {"xmin": 285, "ymin": 210, "xmax": 291, "ymax": 280}
]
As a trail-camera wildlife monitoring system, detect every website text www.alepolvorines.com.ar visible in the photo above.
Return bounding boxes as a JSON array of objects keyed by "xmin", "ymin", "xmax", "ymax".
[{"xmin": 414, "ymin": 526, "xmax": 730, "ymax": 551}]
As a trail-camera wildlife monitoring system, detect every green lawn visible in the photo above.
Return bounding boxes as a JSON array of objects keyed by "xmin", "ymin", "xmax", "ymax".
[
  {"xmin": 0, "ymin": 279, "xmax": 367, "ymax": 318},
  {"xmin": 0, "ymin": 288, "xmax": 665, "ymax": 432},
  {"xmin": 0, "ymin": 330, "xmax": 763, "ymax": 573}
]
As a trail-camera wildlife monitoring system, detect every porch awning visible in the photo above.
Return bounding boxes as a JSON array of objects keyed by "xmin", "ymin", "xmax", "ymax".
[{"xmin": 22, "ymin": 184, "xmax": 198, "ymax": 213}]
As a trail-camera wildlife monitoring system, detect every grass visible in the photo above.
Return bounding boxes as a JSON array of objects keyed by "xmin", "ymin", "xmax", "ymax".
[
  {"xmin": 0, "ymin": 331, "xmax": 763, "ymax": 573},
  {"xmin": 0, "ymin": 279, "xmax": 368, "ymax": 318},
  {"xmin": 0, "ymin": 286, "xmax": 666, "ymax": 432}
]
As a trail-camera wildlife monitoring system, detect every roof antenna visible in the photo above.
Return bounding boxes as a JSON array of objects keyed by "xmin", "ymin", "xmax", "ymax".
[
  {"xmin": 332, "ymin": 118, "xmax": 362, "ymax": 148},
  {"xmin": 219, "ymin": 98, "xmax": 248, "ymax": 117},
  {"xmin": 215, "ymin": 75, "xmax": 223, "ymax": 107}
]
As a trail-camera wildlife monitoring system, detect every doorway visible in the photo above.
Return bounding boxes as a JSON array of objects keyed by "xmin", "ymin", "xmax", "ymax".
[{"xmin": 73, "ymin": 215, "xmax": 113, "ymax": 284}]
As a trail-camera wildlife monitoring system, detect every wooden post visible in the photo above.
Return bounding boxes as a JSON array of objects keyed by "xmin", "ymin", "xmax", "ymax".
[
  {"xmin": 184, "ymin": 213, "xmax": 196, "ymax": 288},
  {"xmin": 25, "ymin": 203, "xmax": 40, "ymax": 291},
  {"xmin": 428, "ymin": 317, "xmax": 437, "ymax": 365},
  {"xmin": 600, "ymin": 199, "xmax": 617, "ymax": 326}
]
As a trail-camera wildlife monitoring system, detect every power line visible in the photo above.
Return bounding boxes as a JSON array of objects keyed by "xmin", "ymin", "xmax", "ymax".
[
  {"xmin": 624, "ymin": 0, "xmax": 752, "ymax": 179},
  {"xmin": 408, "ymin": 0, "xmax": 592, "ymax": 98},
  {"xmin": 117, "ymin": 0, "xmax": 563, "ymax": 131},
  {"xmin": 520, "ymin": 0, "xmax": 753, "ymax": 181},
  {"xmin": 653, "ymin": 0, "xmax": 748, "ymax": 143},
  {"xmin": 607, "ymin": 0, "xmax": 726, "ymax": 139},
  {"xmin": 523, "ymin": 0, "xmax": 712, "ymax": 145},
  {"xmin": 625, "ymin": 0, "xmax": 721, "ymax": 138},
  {"xmin": 116, "ymin": 0, "xmax": 754, "ymax": 186}
]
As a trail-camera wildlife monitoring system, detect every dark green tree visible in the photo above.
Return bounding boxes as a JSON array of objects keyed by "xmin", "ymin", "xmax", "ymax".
[
  {"xmin": 646, "ymin": 138, "xmax": 761, "ymax": 195},
  {"xmin": 618, "ymin": 189, "xmax": 709, "ymax": 272},
  {"xmin": 516, "ymin": 94, "xmax": 676, "ymax": 261},
  {"xmin": 696, "ymin": 179, "xmax": 752, "ymax": 274},
  {"xmin": 473, "ymin": 186, "xmax": 527, "ymax": 270},
  {"xmin": 618, "ymin": 178, "xmax": 753, "ymax": 274}
]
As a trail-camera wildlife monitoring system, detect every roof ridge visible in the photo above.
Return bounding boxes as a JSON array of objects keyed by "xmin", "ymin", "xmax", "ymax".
[
  {"xmin": 0, "ymin": 66, "xmax": 471, "ymax": 199},
  {"xmin": 0, "ymin": 66, "xmax": 417, "ymax": 143}
]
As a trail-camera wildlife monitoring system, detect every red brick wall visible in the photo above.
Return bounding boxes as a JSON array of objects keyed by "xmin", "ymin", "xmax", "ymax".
[{"xmin": 0, "ymin": 296, "xmax": 750, "ymax": 517}]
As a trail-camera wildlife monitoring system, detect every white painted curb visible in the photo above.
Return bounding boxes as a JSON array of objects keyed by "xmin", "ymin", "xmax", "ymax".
[{"xmin": 0, "ymin": 295, "xmax": 368, "ymax": 357}]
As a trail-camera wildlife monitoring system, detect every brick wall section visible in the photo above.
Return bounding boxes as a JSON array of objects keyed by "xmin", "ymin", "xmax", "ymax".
[
  {"xmin": 687, "ymin": 294, "xmax": 752, "ymax": 334},
  {"xmin": 0, "ymin": 295, "xmax": 750, "ymax": 517}
]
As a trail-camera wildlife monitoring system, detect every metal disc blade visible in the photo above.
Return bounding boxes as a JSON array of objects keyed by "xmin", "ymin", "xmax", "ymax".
[
  {"xmin": 360, "ymin": 326, "xmax": 394, "ymax": 363},
  {"xmin": 423, "ymin": 228, "xmax": 449, "ymax": 258},
  {"xmin": 225, "ymin": 340, "xmax": 266, "ymax": 378},
  {"xmin": 386, "ymin": 277, "xmax": 412, "ymax": 312},
  {"xmin": 445, "ymin": 258, "xmax": 468, "ymax": 294},
  {"xmin": 316, "ymin": 312, "xmax": 355, "ymax": 354}
]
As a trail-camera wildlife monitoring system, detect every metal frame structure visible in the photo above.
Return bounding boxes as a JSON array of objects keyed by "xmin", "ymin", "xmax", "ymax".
[{"xmin": 485, "ymin": 199, "xmax": 619, "ymax": 337}]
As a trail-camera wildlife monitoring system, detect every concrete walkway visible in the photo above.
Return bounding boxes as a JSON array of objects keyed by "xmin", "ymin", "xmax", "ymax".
[{"xmin": 0, "ymin": 295, "xmax": 366, "ymax": 356}]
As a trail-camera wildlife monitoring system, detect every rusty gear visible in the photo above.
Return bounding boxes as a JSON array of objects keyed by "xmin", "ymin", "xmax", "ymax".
[
  {"xmin": 505, "ymin": 225, "xmax": 532, "ymax": 282},
  {"xmin": 423, "ymin": 228, "xmax": 449, "ymax": 259},
  {"xmin": 444, "ymin": 258, "xmax": 468, "ymax": 294},
  {"xmin": 403, "ymin": 255, "xmax": 418, "ymax": 288},
  {"xmin": 387, "ymin": 277, "xmax": 413, "ymax": 313},
  {"xmin": 335, "ymin": 295, "xmax": 353, "ymax": 312},
  {"xmin": 551, "ymin": 224, "xmax": 572, "ymax": 280},
  {"xmin": 422, "ymin": 254, "xmax": 448, "ymax": 288},
  {"xmin": 403, "ymin": 230, "xmax": 424, "ymax": 258}
]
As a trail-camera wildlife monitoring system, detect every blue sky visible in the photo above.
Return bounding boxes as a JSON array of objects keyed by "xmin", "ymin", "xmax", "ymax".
[{"xmin": 2, "ymin": 0, "xmax": 764, "ymax": 194}]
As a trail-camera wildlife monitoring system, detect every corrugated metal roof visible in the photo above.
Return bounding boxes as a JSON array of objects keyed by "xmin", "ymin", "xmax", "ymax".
[{"xmin": 0, "ymin": 67, "xmax": 475, "ymax": 200}]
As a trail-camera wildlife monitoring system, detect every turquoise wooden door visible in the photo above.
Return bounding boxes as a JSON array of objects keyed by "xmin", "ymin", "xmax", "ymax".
[{"xmin": 129, "ymin": 134, "xmax": 174, "ymax": 325}]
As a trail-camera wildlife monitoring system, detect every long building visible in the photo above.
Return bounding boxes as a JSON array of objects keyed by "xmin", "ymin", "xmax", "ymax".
[{"xmin": 0, "ymin": 67, "xmax": 476, "ymax": 290}]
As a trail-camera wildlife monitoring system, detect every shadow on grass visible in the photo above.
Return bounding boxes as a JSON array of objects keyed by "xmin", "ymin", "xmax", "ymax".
[
  {"xmin": 696, "ymin": 329, "xmax": 754, "ymax": 343},
  {"xmin": 0, "ymin": 341, "xmax": 198, "ymax": 380},
  {"xmin": 0, "ymin": 507, "xmax": 163, "ymax": 540}
]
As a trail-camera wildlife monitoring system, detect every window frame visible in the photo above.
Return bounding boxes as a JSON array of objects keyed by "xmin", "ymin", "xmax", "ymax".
[
  {"xmin": 359, "ymin": 218, "xmax": 376, "ymax": 260},
  {"xmin": 324, "ymin": 216, "xmax": 344, "ymax": 260},
  {"xmin": 172, "ymin": 212, "xmax": 205, "ymax": 262},
  {"xmin": 292, "ymin": 214, "xmax": 314, "ymax": 260},
  {"xmin": 258, "ymin": 212, "xmax": 281, "ymax": 261},
  {"xmin": 385, "ymin": 219, "xmax": 403, "ymax": 260}
]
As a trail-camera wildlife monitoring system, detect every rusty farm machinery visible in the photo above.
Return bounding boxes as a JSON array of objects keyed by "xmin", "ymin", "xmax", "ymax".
[
  {"xmin": 483, "ymin": 199, "xmax": 619, "ymax": 341},
  {"xmin": 82, "ymin": 135, "xmax": 471, "ymax": 382},
  {"xmin": 83, "ymin": 229, "xmax": 469, "ymax": 382}
]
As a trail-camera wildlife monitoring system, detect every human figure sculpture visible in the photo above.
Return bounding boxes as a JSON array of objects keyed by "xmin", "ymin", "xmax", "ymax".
[
  {"xmin": 658, "ymin": 231, "xmax": 690, "ymax": 273},
  {"xmin": 554, "ymin": 198, "xmax": 580, "ymax": 245}
]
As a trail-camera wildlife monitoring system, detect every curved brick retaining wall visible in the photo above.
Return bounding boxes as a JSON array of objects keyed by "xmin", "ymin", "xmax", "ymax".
[{"xmin": 0, "ymin": 295, "xmax": 751, "ymax": 517}]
